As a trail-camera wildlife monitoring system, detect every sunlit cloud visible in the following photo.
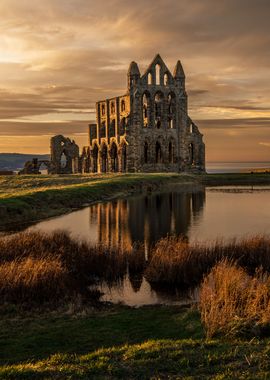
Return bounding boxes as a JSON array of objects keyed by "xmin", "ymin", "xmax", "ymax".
[
  {"xmin": 259, "ymin": 142, "xmax": 270, "ymax": 147},
  {"xmin": 0, "ymin": 0, "xmax": 269, "ymax": 161}
]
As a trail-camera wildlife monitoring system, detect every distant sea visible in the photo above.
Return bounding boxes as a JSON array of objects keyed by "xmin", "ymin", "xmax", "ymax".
[{"xmin": 206, "ymin": 162, "xmax": 270, "ymax": 174}]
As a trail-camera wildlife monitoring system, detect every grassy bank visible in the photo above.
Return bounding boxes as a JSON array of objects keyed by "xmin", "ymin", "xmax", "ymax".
[
  {"xmin": 1, "ymin": 306, "xmax": 270, "ymax": 379},
  {"xmin": 202, "ymin": 171, "xmax": 270, "ymax": 186},
  {"xmin": 1, "ymin": 172, "xmax": 270, "ymax": 229},
  {"xmin": 0, "ymin": 173, "xmax": 194, "ymax": 229}
]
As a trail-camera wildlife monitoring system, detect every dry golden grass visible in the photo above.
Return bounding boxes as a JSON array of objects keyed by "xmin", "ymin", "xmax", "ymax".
[
  {"xmin": 0, "ymin": 231, "xmax": 130, "ymax": 305},
  {"xmin": 200, "ymin": 260, "xmax": 270, "ymax": 338},
  {"xmin": 1, "ymin": 231, "xmax": 270, "ymax": 308},
  {"xmin": 145, "ymin": 235, "xmax": 270, "ymax": 287},
  {"xmin": 0, "ymin": 257, "xmax": 68, "ymax": 303}
]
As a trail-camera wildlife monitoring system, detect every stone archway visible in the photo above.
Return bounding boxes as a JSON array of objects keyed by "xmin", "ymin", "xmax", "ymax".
[
  {"xmin": 121, "ymin": 143, "xmax": 127, "ymax": 172},
  {"xmin": 155, "ymin": 141, "xmax": 162, "ymax": 164},
  {"xmin": 92, "ymin": 144, "xmax": 99, "ymax": 173},
  {"xmin": 168, "ymin": 139, "xmax": 176, "ymax": 164},
  {"xmin": 110, "ymin": 142, "xmax": 118, "ymax": 172},
  {"xmin": 101, "ymin": 144, "xmax": 108, "ymax": 173}
]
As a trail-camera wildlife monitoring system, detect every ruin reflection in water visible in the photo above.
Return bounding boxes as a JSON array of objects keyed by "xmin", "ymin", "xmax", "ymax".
[
  {"xmin": 26, "ymin": 185, "xmax": 270, "ymax": 306},
  {"xmin": 88, "ymin": 186, "xmax": 205, "ymax": 251}
]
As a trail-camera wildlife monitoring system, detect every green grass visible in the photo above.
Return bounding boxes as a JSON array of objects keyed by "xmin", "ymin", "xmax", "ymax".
[
  {"xmin": 1, "ymin": 306, "xmax": 270, "ymax": 379},
  {"xmin": 202, "ymin": 172, "xmax": 270, "ymax": 185},
  {"xmin": 0, "ymin": 306, "xmax": 202, "ymax": 365}
]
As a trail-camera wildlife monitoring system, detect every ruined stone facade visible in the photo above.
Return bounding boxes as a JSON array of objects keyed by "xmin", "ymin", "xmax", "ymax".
[
  {"xmin": 19, "ymin": 158, "xmax": 51, "ymax": 175},
  {"xmin": 87, "ymin": 54, "xmax": 205, "ymax": 173},
  {"xmin": 20, "ymin": 55, "xmax": 205, "ymax": 175},
  {"xmin": 49, "ymin": 135, "xmax": 80, "ymax": 174}
]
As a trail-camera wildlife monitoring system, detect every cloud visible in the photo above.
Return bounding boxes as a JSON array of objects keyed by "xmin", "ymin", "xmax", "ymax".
[
  {"xmin": 259, "ymin": 142, "xmax": 270, "ymax": 147},
  {"xmin": 0, "ymin": 0, "xmax": 269, "ymax": 160}
]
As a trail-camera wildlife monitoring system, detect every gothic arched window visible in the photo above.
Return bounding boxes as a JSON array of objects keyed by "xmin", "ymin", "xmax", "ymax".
[
  {"xmin": 142, "ymin": 92, "xmax": 150, "ymax": 127},
  {"xmin": 155, "ymin": 64, "xmax": 161, "ymax": 85},
  {"xmin": 164, "ymin": 73, "xmax": 169, "ymax": 85}
]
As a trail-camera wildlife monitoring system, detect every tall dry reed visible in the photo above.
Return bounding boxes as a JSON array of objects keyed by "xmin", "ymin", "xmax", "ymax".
[
  {"xmin": 0, "ymin": 257, "xmax": 68, "ymax": 303},
  {"xmin": 200, "ymin": 260, "xmax": 270, "ymax": 338},
  {"xmin": 1, "ymin": 231, "xmax": 270, "ymax": 307},
  {"xmin": 145, "ymin": 235, "xmax": 270, "ymax": 287},
  {"xmin": 0, "ymin": 231, "xmax": 129, "ymax": 305}
]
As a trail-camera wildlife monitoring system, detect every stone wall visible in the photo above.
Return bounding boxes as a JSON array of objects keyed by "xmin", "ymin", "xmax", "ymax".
[{"xmin": 50, "ymin": 135, "xmax": 80, "ymax": 174}]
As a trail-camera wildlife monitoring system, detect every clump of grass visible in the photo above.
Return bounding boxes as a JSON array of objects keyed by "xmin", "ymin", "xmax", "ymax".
[
  {"xmin": 0, "ymin": 231, "xmax": 129, "ymax": 306},
  {"xmin": 0, "ymin": 257, "xmax": 68, "ymax": 304},
  {"xmin": 145, "ymin": 235, "xmax": 270, "ymax": 287},
  {"xmin": 200, "ymin": 260, "xmax": 270, "ymax": 338},
  {"xmin": 1, "ymin": 231, "xmax": 270, "ymax": 308}
]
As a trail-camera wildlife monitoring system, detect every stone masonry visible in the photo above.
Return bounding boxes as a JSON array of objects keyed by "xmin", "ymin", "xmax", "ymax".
[{"xmin": 87, "ymin": 54, "xmax": 205, "ymax": 173}]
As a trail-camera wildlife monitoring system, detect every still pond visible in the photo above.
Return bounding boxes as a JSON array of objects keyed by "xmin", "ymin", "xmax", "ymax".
[{"xmin": 21, "ymin": 185, "xmax": 270, "ymax": 306}]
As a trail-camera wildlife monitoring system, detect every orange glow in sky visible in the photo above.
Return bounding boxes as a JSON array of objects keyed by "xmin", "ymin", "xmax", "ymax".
[{"xmin": 0, "ymin": 0, "xmax": 269, "ymax": 161}]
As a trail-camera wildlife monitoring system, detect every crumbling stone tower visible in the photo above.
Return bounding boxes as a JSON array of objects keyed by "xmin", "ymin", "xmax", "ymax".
[{"xmin": 88, "ymin": 54, "xmax": 205, "ymax": 173}]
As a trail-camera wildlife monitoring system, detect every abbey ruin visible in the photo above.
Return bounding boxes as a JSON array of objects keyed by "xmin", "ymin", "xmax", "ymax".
[
  {"xmin": 20, "ymin": 54, "xmax": 205, "ymax": 175},
  {"xmin": 87, "ymin": 54, "xmax": 205, "ymax": 174}
]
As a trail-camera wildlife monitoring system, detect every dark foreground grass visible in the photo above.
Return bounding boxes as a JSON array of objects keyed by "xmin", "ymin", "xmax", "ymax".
[{"xmin": 1, "ymin": 306, "xmax": 270, "ymax": 379}]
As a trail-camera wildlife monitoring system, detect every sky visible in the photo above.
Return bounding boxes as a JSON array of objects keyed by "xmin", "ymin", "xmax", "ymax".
[{"xmin": 0, "ymin": 0, "xmax": 269, "ymax": 162}]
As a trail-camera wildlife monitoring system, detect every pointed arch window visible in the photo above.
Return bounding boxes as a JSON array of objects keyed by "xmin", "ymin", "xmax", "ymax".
[
  {"xmin": 155, "ymin": 64, "xmax": 161, "ymax": 85},
  {"xmin": 101, "ymin": 104, "xmax": 105, "ymax": 116},
  {"xmin": 148, "ymin": 72, "xmax": 152, "ymax": 85},
  {"xmin": 100, "ymin": 121, "xmax": 106, "ymax": 138},
  {"xmin": 111, "ymin": 102, "xmax": 115, "ymax": 114},
  {"xmin": 142, "ymin": 93, "xmax": 150, "ymax": 127},
  {"xmin": 164, "ymin": 73, "xmax": 169, "ymax": 85},
  {"xmin": 154, "ymin": 92, "xmax": 164, "ymax": 128}
]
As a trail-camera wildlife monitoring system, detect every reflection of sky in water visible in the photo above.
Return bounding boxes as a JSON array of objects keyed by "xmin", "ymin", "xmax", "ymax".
[
  {"xmin": 189, "ymin": 187, "xmax": 270, "ymax": 242},
  {"xmin": 95, "ymin": 276, "xmax": 197, "ymax": 307},
  {"xmin": 27, "ymin": 186, "xmax": 270, "ymax": 306},
  {"xmin": 29, "ymin": 186, "xmax": 270, "ymax": 245}
]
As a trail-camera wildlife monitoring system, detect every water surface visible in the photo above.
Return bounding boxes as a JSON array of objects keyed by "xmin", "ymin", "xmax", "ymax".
[
  {"xmin": 28, "ymin": 185, "xmax": 270, "ymax": 246},
  {"xmin": 21, "ymin": 185, "xmax": 270, "ymax": 306}
]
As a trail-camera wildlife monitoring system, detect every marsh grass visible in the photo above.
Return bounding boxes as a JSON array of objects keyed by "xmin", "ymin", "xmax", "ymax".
[
  {"xmin": 146, "ymin": 235, "xmax": 270, "ymax": 287},
  {"xmin": 0, "ymin": 231, "xmax": 130, "ymax": 305},
  {"xmin": 200, "ymin": 260, "xmax": 270, "ymax": 338},
  {"xmin": 1, "ymin": 231, "xmax": 270, "ymax": 308},
  {"xmin": 0, "ymin": 257, "xmax": 68, "ymax": 304}
]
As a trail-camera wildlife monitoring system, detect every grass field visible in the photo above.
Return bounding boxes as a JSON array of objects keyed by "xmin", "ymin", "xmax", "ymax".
[{"xmin": 1, "ymin": 305, "xmax": 270, "ymax": 379}]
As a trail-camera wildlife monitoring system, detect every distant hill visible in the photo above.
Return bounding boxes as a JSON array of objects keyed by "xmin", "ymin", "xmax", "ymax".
[{"xmin": 0, "ymin": 153, "xmax": 50, "ymax": 171}]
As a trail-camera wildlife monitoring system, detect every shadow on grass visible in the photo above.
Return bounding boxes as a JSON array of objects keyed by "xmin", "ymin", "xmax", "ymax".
[{"xmin": 0, "ymin": 306, "xmax": 202, "ymax": 366}]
